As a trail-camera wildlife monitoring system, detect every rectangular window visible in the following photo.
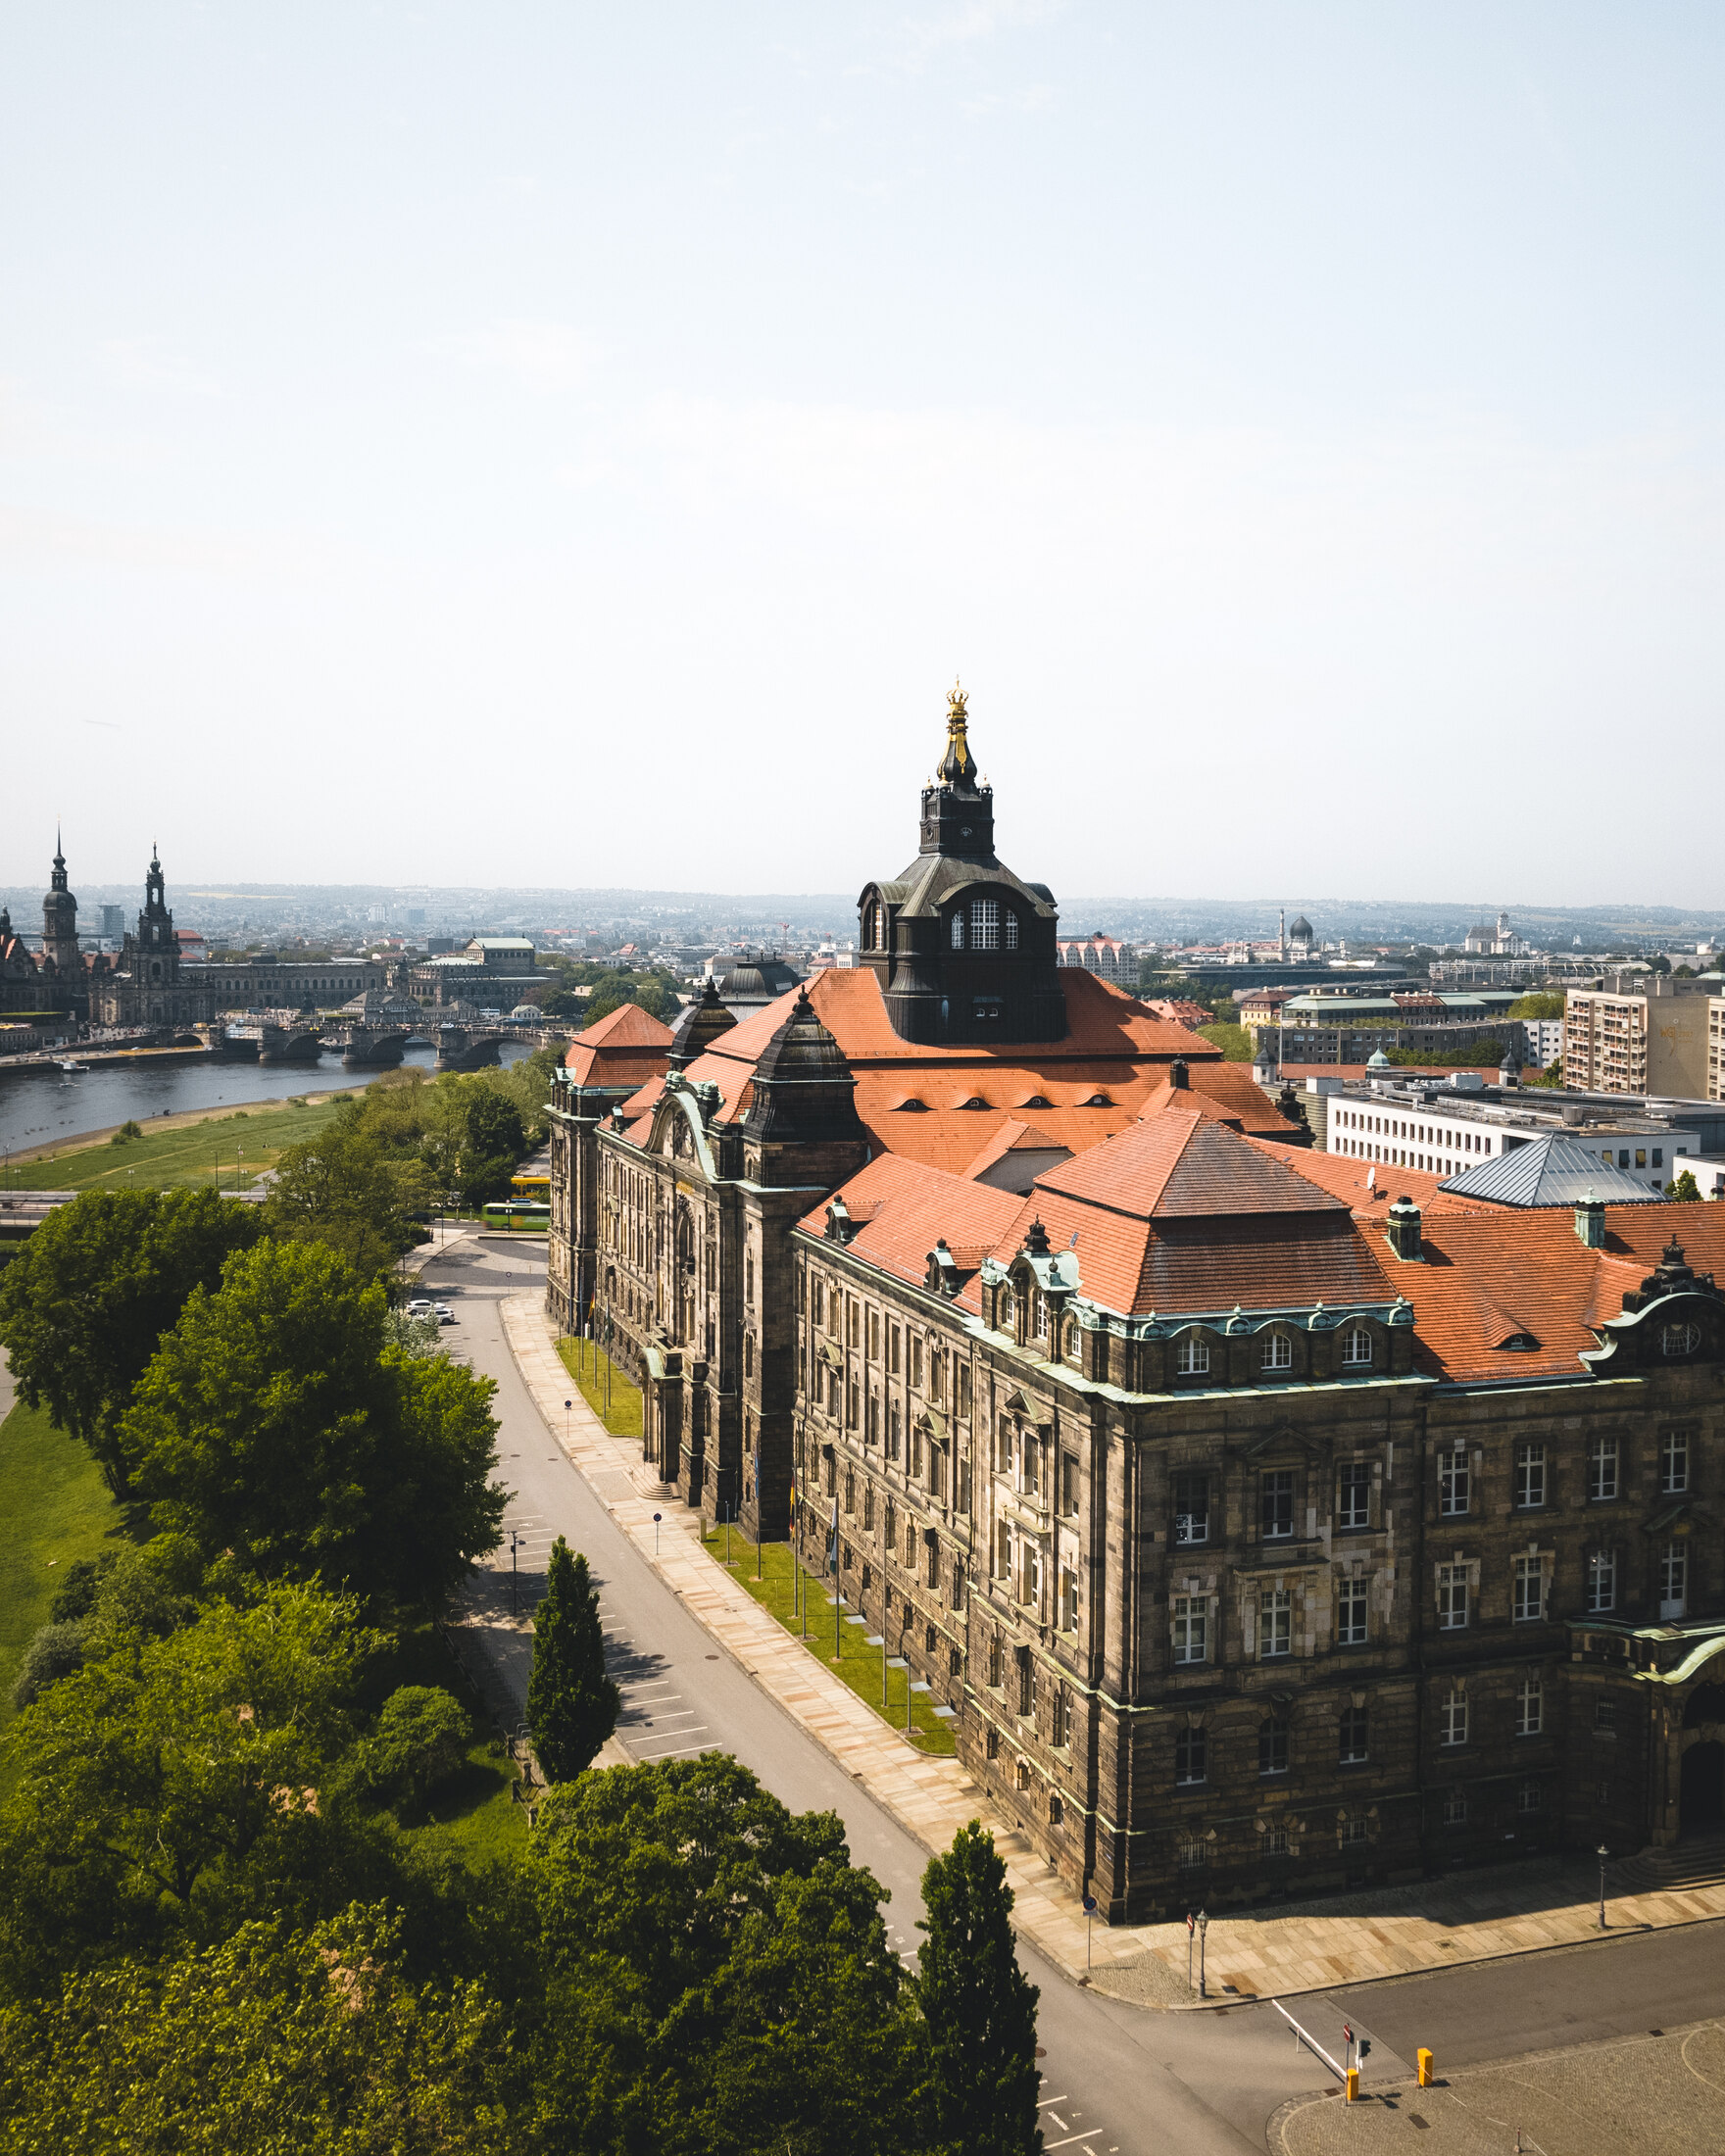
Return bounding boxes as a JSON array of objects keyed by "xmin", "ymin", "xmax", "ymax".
[
  {"xmin": 1264, "ymin": 1823, "xmax": 1289, "ymax": 1857},
  {"xmin": 957, "ymin": 1362, "xmax": 971, "ymax": 1417},
  {"xmin": 1444, "ymin": 1788, "xmax": 1468, "ymax": 1826},
  {"xmin": 1518, "ymin": 1779, "xmax": 1543, "ymax": 1815},
  {"xmin": 1061, "ymin": 1453, "xmax": 1079, "ymax": 1517},
  {"xmin": 1258, "ymin": 1720, "xmax": 1290, "ymax": 1776},
  {"xmin": 958, "ymin": 1454, "xmax": 972, "ymax": 1515},
  {"xmin": 1060, "ymin": 1566, "xmax": 1077, "ymax": 1632},
  {"xmin": 1337, "ymin": 1462, "xmax": 1371, "ymax": 1531},
  {"xmin": 1513, "ymin": 1556, "xmax": 1544, "ymax": 1624},
  {"xmin": 1259, "ymin": 1588, "xmax": 1293, "ymax": 1660},
  {"xmin": 1660, "ymin": 1431, "xmax": 1689, "ymax": 1494},
  {"xmin": 1052, "ymin": 1687, "xmax": 1069, "ymax": 1748},
  {"xmin": 1337, "ymin": 1579, "xmax": 1368, "ymax": 1646},
  {"xmin": 889, "ymin": 1325, "xmax": 902, "ymax": 1375},
  {"xmin": 912, "ymin": 1336, "xmax": 924, "ymax": 1389},
  {"xmin": 987, "ymin": 1631, "xmax": 1003, "ymax": 1689},
  {"xmin": 888, "ymin": 1401, "xmax": 901, "ymax": 1461},
  {"xmin": 1515, "ymin": 1674, "xmax": 1543, "ymax": 1737},
  {"xmin": 1021, "ymin": 1434, "xmax": 1039, "ymax": 1497},
  {"xmin": 1177, "ymin": 1836, "xmax": 1205, "ymax": 1871},
  {"xmin": 1261, "ymin": 1469, "xmax": 1295, "ymax": 1542},
  {"xmin": 1175, "ymin": 1337, "xmax": 1210, "ymax": 1376},
  {"xmin": 996, "ymin": 1522, "xmax": 1010, "ymax": 1580},
  {"xmin": 1441, "ymin": 1690, "xmax": 1468, "ymax": 1747},
  {"xmin": 867, "ymin": 1309, "xmax": 880, "ymax": 1360},
  {"xmin": 1587, "ymin": 1548, "xmax": 1616, "ymax": 1613},
  {"xmin": 865, "ymin": 1393, "xmax": 879, "ymax": 1445},
  {"xmin": 1171, "ymin": 1596, "xmax": 1208, "ymax": 1665},
  {"xmin": 1344, "ymin": 1815, "xmax": 1368, "ymax": 1845},
  {"xmin": 1437, "ymin": 1563, "xmax": 1469, "ymax": 1631},
  {"xmin": 1339, "ymin": 1705, "xmax": 1368, "ymax": 1763},
  {"xmin": 1175, "ymin": 1726, "xmax": 1207, "ymax": 1786},
  {"xmin": 1016, "ymin": 1646, "xmax": 1035, "ymax": 1718},
  {"xmin": 1514, "ymin": 1443, "xmax": 1546, "ymax": 1510},
  {"xmin": 971, "ymin": 898, "xmax": 1000, "ymax": 950},
  {"xmin": 1660, "ymin": 1541, "xmax": 1688, "ymax": 1619},
  {"xmin": 911, "ymin": 1426, "xmax": 923, "ymax": 1481},
  {"xmin": 1439, "ymin": 1447, "xmax": 1470, "ymax": 1517},
  {"xmin": 1595, "ymin": 1699, "xmax": 1617, "ymax": 1734},
  {"xmin": 1588, "ymin": 1434, "xmax": 1618, "ymax": 1503},
  {"xmin": 1173, "ymin": 1471, "xmax": 1209, "ymax": 1545}
]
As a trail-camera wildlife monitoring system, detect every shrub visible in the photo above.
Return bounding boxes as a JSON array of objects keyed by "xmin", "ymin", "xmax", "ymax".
[
  {"xmin": 109, "ymin": 1120, "xmax": 144, "ymax": 1146},
  {"xmin": 12, "ymin": 1622, "xmax": 87, "ymax": 1709},
  {"xmin": 360, "ymin": 1686, "xmax": 470, "ymax": 1813}
]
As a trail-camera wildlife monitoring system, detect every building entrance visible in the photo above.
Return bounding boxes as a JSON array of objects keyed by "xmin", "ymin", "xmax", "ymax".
[{"xmin": 1680, "ymin": 1740, "xmax": 1724, "ymax": 1831}]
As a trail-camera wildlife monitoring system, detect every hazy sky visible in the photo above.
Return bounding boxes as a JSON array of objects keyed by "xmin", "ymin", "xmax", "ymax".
[{"xmin": 5, "ymin": 4, "xmax": 1723, "ymax": 906}]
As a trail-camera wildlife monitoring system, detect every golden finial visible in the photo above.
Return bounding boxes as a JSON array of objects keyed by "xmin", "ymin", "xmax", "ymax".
[
  {"xmin": 948, "ymin": 676, "xmax": 967, "ymax": 725},
  {"xmin": 938, "ymin": 677, "xmax": 973, "ymax": 782}
]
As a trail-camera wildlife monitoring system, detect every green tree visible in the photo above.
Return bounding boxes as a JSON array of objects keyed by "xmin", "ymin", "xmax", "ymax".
[
  {"xmin": 266, "ymin": 1110, "xmax": 432, "ymax": 1281},
  {"xmin": 1667, "ymin": 1169, "xmax": 1701, "ymax": 1201},
  {"xmin": 11, "ymin": 1621, "xmax": 86, "ymax": 1710},
  {"xmin": 538, "ymin": 987, "xmax": 585, "ymax": 1019},
  {"xmin": 361, "ymin": 1686, "xmax": 471, "ymax": 1815},
  {"xmin": 0, "ymin": 1902, "xmax": 515, "ymax": 2153},
  {"xmin": 1507, "ymin": 991, "xmax": 1565, "ymax": 1019},
  {"xmin": 526, "ymin": 1539, "xmax": 618, "ymax": 1782},
  {"xmin": 1196, "ymin": 1021, "xmax": 1253, "ymax": 1062},
  {"xmin": 0, "ymin": 1186, "xmax": 265, "ymax": 1495},
  {"xmin": 0, "ymin": 1581, "xmax": 383, "ymax": 1984},
  {"xmin": 120, "ymin": 1239, "xmax": 505, "ymax": 1608},
  {"xmin": 913, "ymin": 1821, "xmax": 1042, "ymax": 2156},
  {"xmin": 525, "ymin": 1756, "xmax": 916, "ymax": 2155}
]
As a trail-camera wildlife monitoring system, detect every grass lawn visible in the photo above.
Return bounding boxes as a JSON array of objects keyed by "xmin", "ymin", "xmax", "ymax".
[
  {"xmin": 3, "ymin": 1093, "xmax": 348, "ymax": 1195},
  {"xmin": 0, "ymin": 1397, "xmax": 137, "ymax": 1740},
  {"xmin": 557, "ymin": 1336, "xmax": 644, "ymax": 1441},
  {"xmin": 358, "ymin": 1620, "xmax": 529, "ymax": 1866},
  {"xmin": 704, "ymin": 1523, "xmax": 957, "ymax": 1757}
]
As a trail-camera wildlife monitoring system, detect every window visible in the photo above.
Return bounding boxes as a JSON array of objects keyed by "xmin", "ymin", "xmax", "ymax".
[
  {"xmin": 1660, "ymin": 1431, "xmax": 1690, "ymax": 1494},
  {"xmin": 1339, "ymin": 1706, "xmax": 1368, "ymax": 1763},
  {"xmin": 1260, "ymin": 1332, "xmax": 1293, "ymax": 1372},
  {"xmin": 1586, "ymin": 1548, "xmax": 1616, "ymax": 1613},
  {"xmin": 1662, "ymin": 1322, "xmax": 1701, "ymax": 1357},
  {"xmin": 889, "ymin": 1401, "xmax": 902, "ymax": 1460},
  {"xmin": 1337, "ymin": 1579, "xmax": 1368, "ymax": 1646},
  {"xmin": 987, "ymin": 1631, "xmax": 1003, "ymax": 1689},
  {"xmin": 862, "ymin": 1484, "xmax": 874, "ymax": 1531},
  {"xmin": 969, "ymin": 897, "xmax": 1000, "ymax": 950},
  {"xmin": 1341, "ymin": 1329, "xmax": 1373, "ymax": 1367},
  {"xmin": 1260, "ymin": 1469, "xmax": 1295, "ymax": 1542},
  {"xmin": 813, "ymin": 1279, "xmax": 825, "ymax": 1329},
  {"xmin": 995, "ymin": 1521, "xmax": 1010, "ymax": 1580},
  {"xmin": 1015, "ymin": 1758, "xmax": 1031, "ymax": 1791},
  {"xmin": 889, "ymin": 1325, "xmax": 902, "ymax": 1375},
  {"xmin": 1016, "ymin": 1646, "xmax": 1035, "ymax": 1718},
  {"xmin": 912, "ymin": 1336, "xmax": 924, "ymax": 1388},
  {"xmin": 1061, "ymin": 1453, "xmax": 1079, "ymax": 1517},
  {"xmin": 1594, "ymin": 1699, "xmax": 1617, "ymax": 1735},
  {"xmin": 1052, "ymin": 1688, "xmax": 1070, "ymax": 1748},
  {"xmin": 1060, "ymin": 1566, "xmax": 1077, "ymax": 1632},
  {"xmin": 1515, "ymin": 1673, "xmax": 1543, "ymax": 1737},
  {"xmin": 1343, "ymin": 1815, "xmax": 1368, "ymax": 1845},
  {"xmin": 986, "ymin": 1725, "xmax": 1001, "ymax": 1759},
  {"xmin": 1172, "ymin": 1596, "xmax": 1208, "ymax": 1665},
  {"xmin": 1177, "ymin": 1836, "xmax": 1205, "ymax": 1871},
  {"xmin": 1659, "ymin": 1540, "xmax": 1688, "ymax": 1620},
  {"xmin": 1259, "ymin": 1589, "xmax": 1293, "ymax": 1660},
  {"xmin": 1514, "ymin": 1443, "xmax": 1546, "ymax": 1510},
  {"xmin": 1439, "ymin": 1446, "xmax": 1470, "ymax": 1517},
  {"xmin": 1443, "ymin": 1788, "xmax": 1468, "ymax": 1826},
  {"xmin": 1258, "ymin": 1719, "xmax": 1290, "ymax": 1776},
  {"xmin": 1518, "ymin": 1779, "xmax": 1544, "ymax": 1815},
  {"xmin": 844, "ymin": 1466, "xmax": 855, "ymax": 1515},
  {"xmin": 1588, "ymin": 1434, "xmax": 1618, "ymax": 1503},
  {"xmin": 927, "ymin": 1536, "xmax": 941, "ymax": 1590},
  {"xmin": 1441, "ymin": 1690, "xmax": 1469, "ymax": 1747},
  {"xmin": 957, "ymin": 1363, "xmax": 971, "ymax": 1417},
  {"xmin": 1513, "ymin": 1556, "xmax": 1544, "ymax": 1625},
  {"xmin": 1175, "ymin": 1336, "xmax": 1210, "ymax": 1377},
  {"xmin": 1337, "ymin": 1462, "xmax": 1371, "ymax": 1531},
  {"xmin": 1005, "ymin": 911, "xmax": 1019, "ymax": 951},
  {"xmin": 950, "ymin": 912, "xmax": 964, "ymax": 949},
  {"xmin": 1437, "ymin": 1563, "xmax": 1469, "ymax": 1631},
  {"xmin": 1020, "ymin": 1433, "xmax": 1039, "ymax": 1497},
  {"xmin": 1175, "ymin": 1726, "xmax": 1207, "ymax": 1785},
  {"xmin": 867, "ymin": 1308, "xmax": 880, "ymax": 1359},
  {"xmin": 1173, "ymin": 1471, "xmax": 1209, "ymax": 1545},
  {"xmin": 1264, "ymin": 1823, "xmax": 1289, "ymax": 1857}
]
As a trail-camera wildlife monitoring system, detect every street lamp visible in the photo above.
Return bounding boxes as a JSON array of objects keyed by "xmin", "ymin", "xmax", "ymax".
[
  {"xmin": 1197, "ymin": 1908, "xmax": 1209, "ymax": 1999},
  {"xmin": 510, "ymin": 1529, "xmax": 522, "ymax": 1616},
  {"xmin": 1082, "ymin": 1892, "xmax": 1098, "ymax": 1975},
  {"xmin": 1598, "ymin": 1843, "xmax": 1609, "ymax": 1929}
]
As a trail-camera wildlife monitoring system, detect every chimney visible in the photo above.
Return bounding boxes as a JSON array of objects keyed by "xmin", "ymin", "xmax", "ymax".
[
  {"xmin": 1385, "ymin": 1195, "xmax": 1422, "ymax": 1261},
  {"xmin": 1169, "ymin": 1056, "xmax": 1190, "ymax": 1091},
  {"xmin": 1575, "ymin": 1193, "xmax": 1605, "ymax": 1249}
]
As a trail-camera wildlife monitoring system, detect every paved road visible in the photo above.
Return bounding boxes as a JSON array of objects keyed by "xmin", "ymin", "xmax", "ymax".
[{"xmin": 419, "ymin": 1233, "xmax": 1725, "ymax": 2156}]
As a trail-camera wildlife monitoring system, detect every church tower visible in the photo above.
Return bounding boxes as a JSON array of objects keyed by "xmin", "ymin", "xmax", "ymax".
[
  {"xmin": 858, "ymin": 683, "xmax": 1065, "ymax": 1046},
  {"xmin": 134, "ymin": 848, "xmax": 180, "ymax": 996},
  {"xmin": 41, "ymin": 831, "xmax": 80, "ymax": 977}
]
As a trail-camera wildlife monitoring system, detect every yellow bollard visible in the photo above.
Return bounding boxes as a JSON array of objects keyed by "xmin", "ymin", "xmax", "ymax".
[
  {"xmin": 1416, "ymin": 2047, "xmax": 1434, "ymax": 2087},
  {"xmin": 1345, "ymin": 2067, "xmax": 1359, "ymax": 2103}
]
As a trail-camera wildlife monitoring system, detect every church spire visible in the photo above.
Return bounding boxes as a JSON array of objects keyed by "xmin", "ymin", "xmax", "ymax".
[{"xmin": 916, "ymin": 680, "xmax": 995, "ymax": 860}]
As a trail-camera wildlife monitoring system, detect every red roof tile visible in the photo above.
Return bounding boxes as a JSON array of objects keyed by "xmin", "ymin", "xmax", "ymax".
[{"xmin": 564, "ymin": 1001, "xmax": 673, "ymax": 1089}]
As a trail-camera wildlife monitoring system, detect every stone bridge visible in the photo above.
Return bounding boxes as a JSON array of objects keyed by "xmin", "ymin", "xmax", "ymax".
[{"xmin": 210, "ymin": 1016, "xmax": 325, "ymax": 1064}]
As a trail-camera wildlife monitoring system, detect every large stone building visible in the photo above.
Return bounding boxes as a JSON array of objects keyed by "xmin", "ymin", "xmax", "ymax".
[
  {"xmin": 1, "ymin": 839, "xmax": 123, "ymax": 1023},
  {"xmin": 791, "ymin": 1115, "xmax": 1725, "ymax": 1919},
  {"xmin": 545, "ymin": 687, "xmax": 1303, "ymax": 1535},
  {"xmin": 92, "ymin": 853, "xmax": 217, "ymax": 1030}
]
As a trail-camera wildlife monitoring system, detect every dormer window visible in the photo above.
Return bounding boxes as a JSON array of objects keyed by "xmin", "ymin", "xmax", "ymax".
[
  {"xmin": 1341, "ymin": 1329, "xmax": 1373, "ymax": 1367},
  {"xmin": 1259, "ymin": 1333, "xmax": 1293, "ymax": 1373},
  {"xmin": 1175, "ymin": 1336, "xmax": 1209, "ymax": 1377}
]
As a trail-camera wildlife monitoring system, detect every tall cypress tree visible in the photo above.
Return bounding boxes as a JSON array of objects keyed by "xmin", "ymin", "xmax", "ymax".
[
  {"xmin": 526, "ymin": 1538, "xmax": 619, "ymax": 1782},
  {"xmin": 914, "ymin": 1820, "xmax": 1043, "ymax": 2156}
]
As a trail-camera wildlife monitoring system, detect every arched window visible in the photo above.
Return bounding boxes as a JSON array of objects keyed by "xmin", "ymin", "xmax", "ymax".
[
  {"xmin": 1175, "ymin": 1336, "xmax": 1209, "ymax": 1376},
  {"xmin": 970, "ymin": 897, "xmax": 1000, "ymax": 950},
  {"xmin": 1341, "ymin": 1329, "xmax": 1373, "ymax": 1367},
  {"xmin": 1005, "ymin": 911, "xmax": 1019, "ymax": 950},
  {"xmin": 951, "ymin": 912, "xmax": 964, "ymax": 949},
  {"xmin": 1260, "ymin": 1333, "xmax": 1293, "ymax": 1372}
]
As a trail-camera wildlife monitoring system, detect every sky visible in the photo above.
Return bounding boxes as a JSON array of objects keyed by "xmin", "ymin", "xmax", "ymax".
[{"xmin": 4, "ymin": 3, "xmax": 1724, "ymax": 907}]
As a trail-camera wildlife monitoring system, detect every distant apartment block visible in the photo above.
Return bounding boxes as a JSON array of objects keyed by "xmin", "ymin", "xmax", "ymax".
[
  {"xmin": 1057, "ymin": 933, "xmax": 1136, "ymax": 984},
  {"xmin": 1564, "ymin": 976, "xmax": 1714, "ymax": 1099}
]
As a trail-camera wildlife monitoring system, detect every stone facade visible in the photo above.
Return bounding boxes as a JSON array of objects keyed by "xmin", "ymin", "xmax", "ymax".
[{"xmin": 92, "ymin": 854, "xmax": 216, "ymax": 1030}]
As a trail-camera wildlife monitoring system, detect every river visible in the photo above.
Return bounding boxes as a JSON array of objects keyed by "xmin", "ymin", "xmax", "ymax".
[{"xmin": 0, "ymin": 1042, "xmax": 536, "ymax": 1161}]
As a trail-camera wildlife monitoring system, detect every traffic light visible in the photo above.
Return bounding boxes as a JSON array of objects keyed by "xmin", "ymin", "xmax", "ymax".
[{"xmin": 1357, "ymin": 2039, "xmax": 1372, "ymax": 2063}]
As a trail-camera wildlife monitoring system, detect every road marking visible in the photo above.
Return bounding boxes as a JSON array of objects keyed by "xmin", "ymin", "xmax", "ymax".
[
  {"xmin": 1042, "ymin": 2136, "xmax": 1101, "ymax": 2152},
  {"xmin": 1047, "ymin": 2113, "xmax": 1068, "ymax": 2132},
  {"xmin": 1036, "ymin": 2097, "xmax": 1069, "ymax": 2109},
  {"xmin": 632, "ymin": 1740, "xmax": 715, "ymax": 1758}
]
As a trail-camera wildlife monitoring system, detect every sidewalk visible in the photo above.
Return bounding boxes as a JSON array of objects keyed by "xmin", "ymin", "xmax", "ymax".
[{"xmin": 499, "ymin": 1294, "xmax": 1725, "ymax": 2000}]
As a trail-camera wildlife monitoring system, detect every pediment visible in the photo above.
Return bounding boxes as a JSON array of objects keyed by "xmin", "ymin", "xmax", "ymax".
[{"xmin": 1240, "ymin": 1421, "xmax": 1318, "ymax": 1462}]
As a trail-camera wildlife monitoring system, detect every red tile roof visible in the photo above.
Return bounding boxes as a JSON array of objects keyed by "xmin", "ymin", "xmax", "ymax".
[
  {"xmin": 1138, "ymin": 1062, "xmax": 1303, "ymax": 1141},
  {"xmin": 564, "ymin": 1001, "xmax": 673, "ymax": 1089},
  {"xmin": 798, "ymin": 1153, "xmax": 1024, "ymax": 1305},
  {"xmin": 961, "ymin": 1118, "xmax": 1067, "ymax": 1181}
]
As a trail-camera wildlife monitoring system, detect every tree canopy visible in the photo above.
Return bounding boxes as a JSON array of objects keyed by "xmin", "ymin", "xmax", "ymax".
[
  {"xmin": 526, "ymin": 1541, "xmax": 619, "ymax": 1783},
  {"xmin": 120, "ymin": 1238, "xmax": 504, "ymax": 1607},
  {"xmin": 0, "ymin": 1187, "xmax": 265, "ymax": 1495}
]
